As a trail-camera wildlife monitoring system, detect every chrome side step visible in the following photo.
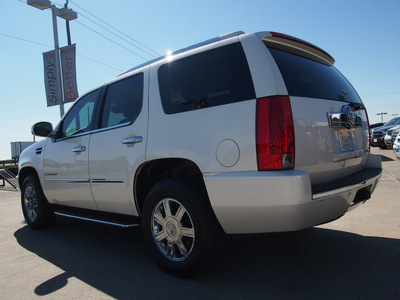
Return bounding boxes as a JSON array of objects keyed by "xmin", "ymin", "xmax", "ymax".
[{"xmin": 54, "ymin": 211, "xmax": 140, "ymax": 228}]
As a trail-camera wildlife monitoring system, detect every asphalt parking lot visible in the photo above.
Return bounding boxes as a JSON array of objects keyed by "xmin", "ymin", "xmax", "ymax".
[{"xmin": 1, "ymin": 147, "xmax": 399, "ymax": 299}]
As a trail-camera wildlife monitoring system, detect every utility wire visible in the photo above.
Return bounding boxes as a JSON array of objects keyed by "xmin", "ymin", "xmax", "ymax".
[
  {"xmin": 0, "ymin": 32, "xmax": 51, "ymax": 48},
  {"xmin": 17, "ymin": 0, "xmax": 158, "ymax": 64},
  {"xmin": 68, "ymin": 0, "xmax": 160, "ymax": 57},
  {"xmin": 74, "ymin": 20, "xmax": 149, "ymax": 60},
  {"xmin": 77, "ymin": 12, "xmax": 156, "ymax": 59},
  {"xmin": 77, "ymin": 53, "xmax": 123, "ymax": 72},
  {"xmin": 0, "ymin": 32, "xmax": 123, "ymax": 72}
]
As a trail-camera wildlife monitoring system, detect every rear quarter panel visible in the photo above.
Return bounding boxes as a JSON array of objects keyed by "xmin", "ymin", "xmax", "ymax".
[{"xmin": 146, "ymin": 62, "xmax": 258, "ymax": 174}]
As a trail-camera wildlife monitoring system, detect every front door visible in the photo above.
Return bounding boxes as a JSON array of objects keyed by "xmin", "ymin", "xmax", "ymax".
[{"xmin": 43, "ymin": 89, "xmax": 100, "ymax": 209}]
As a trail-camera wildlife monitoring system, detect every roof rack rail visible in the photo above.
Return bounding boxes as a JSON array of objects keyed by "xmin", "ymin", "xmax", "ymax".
[
  {"xmin": 219, "ymin": 31, "xmax": 244, "ymax": 40},
  {"xmin": 120, "ymin": 31, "xmax": 245, "ymax": 76}
]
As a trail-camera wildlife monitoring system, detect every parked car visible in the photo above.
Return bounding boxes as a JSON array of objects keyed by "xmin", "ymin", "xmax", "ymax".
[
  {"xmin": 384, "ymin": 125, "xmax": 400, "ymax": 148},
  {"xmin": 18, "ymin": 30, "xmax": 382, "ymax": 277},
  {"xmin": 393, "ymin": 132, "xmax": 400, "ymax": 159},
  {"xmin": 369, "ymin": 122, "xmax": 384, "ymax": 137},
  {"xmin": 371, "ymin": 117, "xmax": 400, "ymax": 148},
  {"xmin": 370, "ymin": 122, "xmax": 384, "ymax": 129}
]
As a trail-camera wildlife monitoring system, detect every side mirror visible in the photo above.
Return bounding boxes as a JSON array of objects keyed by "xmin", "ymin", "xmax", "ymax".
[{"xmin": 31, "ymin": 122, "xmax": 54, "ymax": 137}]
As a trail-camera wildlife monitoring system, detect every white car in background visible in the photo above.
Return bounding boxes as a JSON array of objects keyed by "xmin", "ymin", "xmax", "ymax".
[
  {"xmin": 393, "ymin": 132, "xmax": 400, "ymax": 159},
  {"xmin": 384, "ymin": 125, "xmax": 400, "ymax": 148}
]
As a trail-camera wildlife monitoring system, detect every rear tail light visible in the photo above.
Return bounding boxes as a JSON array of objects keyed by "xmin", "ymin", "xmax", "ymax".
[{"xmin": 256, "ymin": 96, "xmax": 295, "ymax": 170}]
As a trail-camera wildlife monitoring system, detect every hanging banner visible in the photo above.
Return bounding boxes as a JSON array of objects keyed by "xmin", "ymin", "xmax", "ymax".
[
  {"xmin": 60, "ymin": 44, "xmax": 79, "ymax": 103},
  {"xmin": 43, "ymin": 50, "xmax": 62, "ymax": 107}
]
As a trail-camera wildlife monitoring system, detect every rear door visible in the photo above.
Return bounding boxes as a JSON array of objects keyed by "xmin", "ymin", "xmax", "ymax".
[{"xmin": 88, "ymin": 72, "xmax": 147, "ymax": 215}]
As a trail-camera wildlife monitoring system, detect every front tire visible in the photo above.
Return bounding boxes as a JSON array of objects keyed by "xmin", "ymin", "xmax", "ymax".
[
  {"xmin": 142, "ymin": 179, "xmax": 216, "ymax": 277},
  {"xmin": 21, "ymin": 175, "xmax": 56, "ymax": 229}
]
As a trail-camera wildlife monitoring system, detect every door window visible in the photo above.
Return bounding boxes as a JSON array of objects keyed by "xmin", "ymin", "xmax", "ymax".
[
  {"xmin": 61, "ymin": 90, "xmax": 100, "ymax": 137},
  {"xmin": 100, "ymin": 73, "xmax": 144, "ymax": 128}
]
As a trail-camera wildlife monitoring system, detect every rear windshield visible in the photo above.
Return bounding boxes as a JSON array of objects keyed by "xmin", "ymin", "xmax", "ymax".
[{"xmin": 268, "ymin": 47, "xmax": 362, "ymax": 104}]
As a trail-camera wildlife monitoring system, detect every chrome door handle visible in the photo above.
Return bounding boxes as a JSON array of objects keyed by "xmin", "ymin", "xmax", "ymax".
[
  {"xmin": 72, "ymin": 146, "xmax": 86, "ymax": 153},
  {"xmin": 122, "ymin": 136, "xmax": 143, "ymax": 145}
]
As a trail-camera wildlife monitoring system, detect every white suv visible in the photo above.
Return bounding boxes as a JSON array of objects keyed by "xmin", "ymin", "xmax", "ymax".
[{"xmin": 19, "ymin": 30, "xmax": 382, "ymax": 276}]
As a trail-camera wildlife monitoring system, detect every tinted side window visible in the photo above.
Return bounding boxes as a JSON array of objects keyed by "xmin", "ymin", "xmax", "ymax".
[
  {"xmin": 101, "ymin": 73, "xmax": 144, "ymax": 128},
  {"xmin": 268, "ymin": 47, "xmax": 362, "ymax": 104},
  {"xmin": 158, "ymin": 43, "xmax": 255, "ymax": 114},
  {"xmin": 61, "ymin": 89, "xmax": 99, "ymax": 137}
]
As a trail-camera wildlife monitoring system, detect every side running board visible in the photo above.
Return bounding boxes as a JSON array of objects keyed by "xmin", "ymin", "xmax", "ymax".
[{"xmin": 53, "ymin": 206, "xmax": 141, "ymax": 228}]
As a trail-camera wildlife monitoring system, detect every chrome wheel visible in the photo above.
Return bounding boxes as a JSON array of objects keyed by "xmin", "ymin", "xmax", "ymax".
[
  {"xmin": 21, "ymin": 175, "xmax": 55, "ymax": 229},
  {"xmin": 24, "ymin": 185, "xmax": 38, "ymax": 222},
  {"xmin": 151, "ymin": 198, "xmax": 195, "ymax": 262}
]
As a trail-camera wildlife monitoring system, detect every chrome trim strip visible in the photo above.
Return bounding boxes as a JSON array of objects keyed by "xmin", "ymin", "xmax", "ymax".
[
  {"xmin": 312, "ymin": 173, "xmax": 381, "ymax": 200},
  {"xmin": 332, "ymin": 150, "xmax": 364, "ymax": 162},
  {"xmin": 45, "ymin": 178, "xmax": 90, "ymax": 183},
  {"xmin": 91, "ymin": 122, "xmax": 131, "ymax": 134},
  {"xmin": 327, "ymin": 110, "xmax": 362, "ymax": 128},
  {"xmin": 45, "ymin": 178, "xmax": 124, "ymax": 183},
  {"xmin": 54, "ymin": 212, "xmax": 140, "ymax": 228},
  {"xmin": 91, "ymin": 178, "xmax": 125, "ymax": 183},
  {"xmin": 54, "ymin": 131, "xmax": 92, "ymax": 142}
]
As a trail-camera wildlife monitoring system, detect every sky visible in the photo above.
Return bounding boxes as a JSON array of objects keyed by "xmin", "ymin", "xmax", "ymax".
[{"xmin": 1, "ymin": 0, "xmax": 400, "ymax": 160}]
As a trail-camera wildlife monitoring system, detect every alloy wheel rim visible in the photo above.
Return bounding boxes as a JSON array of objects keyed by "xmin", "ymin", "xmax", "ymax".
[
  {"xmin": 24, "ymin": 185, "xmax": 38, "ymax": 222},
  {"xmin": 151, "ymin": 198, "xmax": 195, "ymax": 262}
]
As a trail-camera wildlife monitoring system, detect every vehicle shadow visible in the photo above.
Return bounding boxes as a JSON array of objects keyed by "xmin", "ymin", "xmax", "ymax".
[
  {"xmin": 379, "ymin": 154, "xmax": 395, "ymax": 162},
  {"xmin": 14, "ymin": 217, "xmax": 400, "ymax": 299}
]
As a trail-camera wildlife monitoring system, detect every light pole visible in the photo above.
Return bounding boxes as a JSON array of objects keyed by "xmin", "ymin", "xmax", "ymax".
[
  {"xmin": 27, "ymin": 0, "xmax": 77, "ymax": 118},
  {"xmin": 63, "ymin": 0, "xmax": 73, "ymax": 46},
  {"xmin": 377, "ymin": 112, "xmax": 387, "ymax": 123}
]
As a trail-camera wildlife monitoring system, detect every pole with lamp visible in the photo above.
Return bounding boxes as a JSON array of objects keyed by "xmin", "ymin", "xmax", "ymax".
[
  {"xmin": 27, "ymin": 0, "xmax": 77, "ymax": 118},
  {"xmin": 377, "ymin": 112, "xmax": 387, "ymax": 123},
  {"xmin": 63, "ymin": 0, "xmax": 72, "ymax": 46}
]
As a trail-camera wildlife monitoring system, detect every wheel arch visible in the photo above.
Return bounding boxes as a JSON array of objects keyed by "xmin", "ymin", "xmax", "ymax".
[
  {"xmin": 18, "ymin": 166, "xmax": 41, "ymax": 189},
  {"xmin": 134, "ymin": 158, "xmax": 209, "ymax": 216}
]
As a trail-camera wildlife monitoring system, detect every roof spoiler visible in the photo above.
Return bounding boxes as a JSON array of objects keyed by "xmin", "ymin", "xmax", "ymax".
[{"xmin": 263, "ymin": 31, "xmax": 335, "ymax": 66}]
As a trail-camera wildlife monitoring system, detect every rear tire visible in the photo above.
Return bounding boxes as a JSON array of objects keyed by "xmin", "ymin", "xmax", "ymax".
[
  {"xmin": 21, "ymin": 175, "xmax": 56, "ymax": 229},
  {"xmin": 142, "ymin": 179, "xmax": 216, "ymax": 277}
]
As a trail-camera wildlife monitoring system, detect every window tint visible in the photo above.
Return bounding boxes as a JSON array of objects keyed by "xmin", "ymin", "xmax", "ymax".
[
  {"xmin": 268, "ymin": 47, "xmax": 362, "ymax": 103},
  {"xmin": 158, "ymin": 43, "xmax": 255, "ymax": 114},
  {"xmin": 101, "ymin": 73, "xmax": 144, "ymax": 128},
  {"xmin": 61, "ymin": 89, "xmax": 99, "ymax": 137}
]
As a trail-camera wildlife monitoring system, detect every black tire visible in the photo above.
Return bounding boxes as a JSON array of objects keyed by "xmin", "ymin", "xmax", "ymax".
[
  {"xmin": 142, "ymin": 179, "xmax": 217, "ymax": 277},
  {"xmin": 21, "ymin": 175, "xmax": 56, "ymax": 229}
]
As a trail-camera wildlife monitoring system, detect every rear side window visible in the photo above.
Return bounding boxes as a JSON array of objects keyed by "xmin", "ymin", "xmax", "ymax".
[
  {"xmin": 268, "ymin": 47, "xmax": 362, "ymax": 104},
  {"xmin": 100, "ymin": 73, "xmax": 144, "ymax": 128},
  {"xmin": 158, "ymin": 43, "xmax": 256, "ymax": 114}
]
